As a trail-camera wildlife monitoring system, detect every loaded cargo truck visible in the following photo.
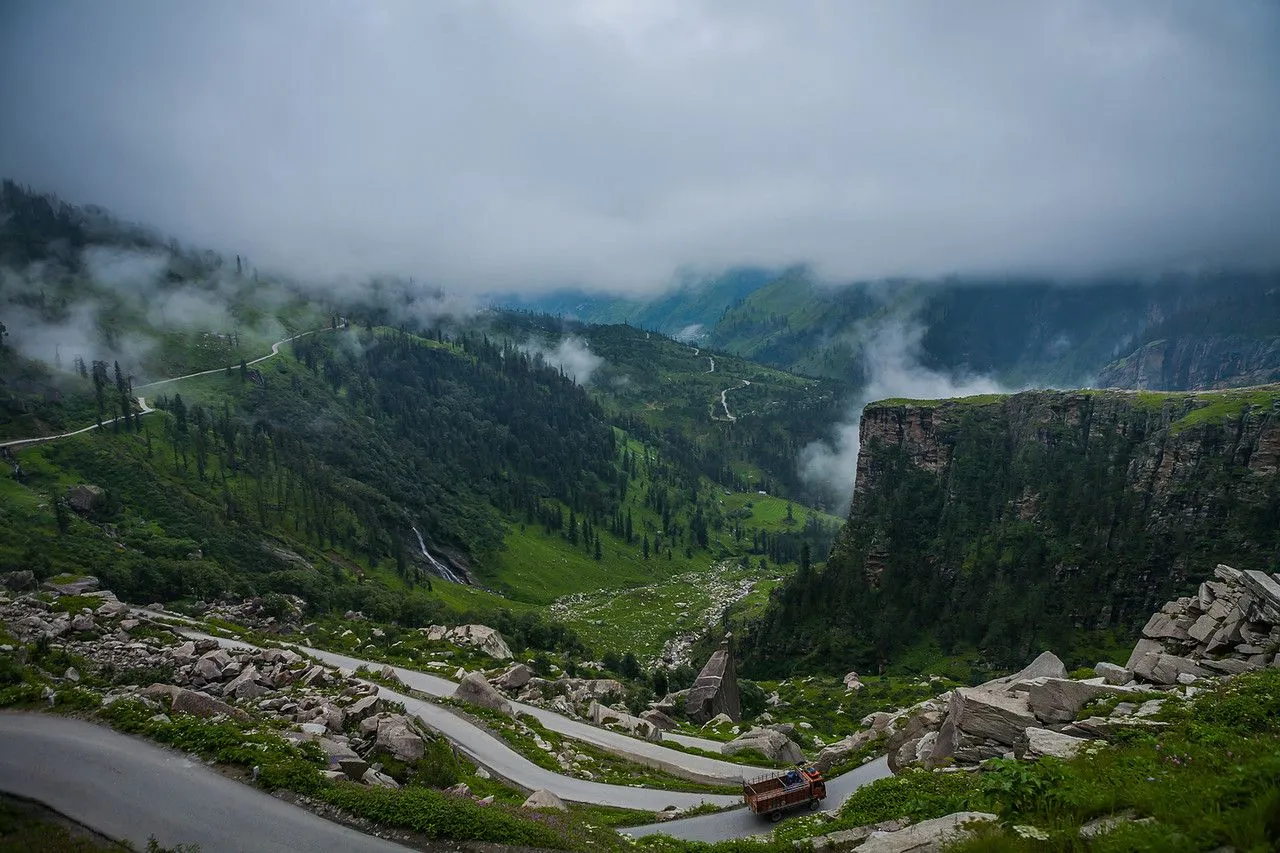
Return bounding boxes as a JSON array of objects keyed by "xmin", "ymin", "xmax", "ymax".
[{"xmin": 743, "ymin": 765, "xmax": 826, "ymax": 821}]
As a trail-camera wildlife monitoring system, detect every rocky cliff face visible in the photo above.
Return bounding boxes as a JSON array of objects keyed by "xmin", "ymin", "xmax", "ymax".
[
  {"xmin": 744, "ymin": 387, "xmax": 1280, "ymax": 675},
  {"xmin": 1096, "ymin": 336, "xmax": 1280, "ymax": 390}
]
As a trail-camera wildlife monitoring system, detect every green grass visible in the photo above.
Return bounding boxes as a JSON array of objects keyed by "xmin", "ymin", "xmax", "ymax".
[{"xmin": 767, "ymin": 669, "xmax": 1280, "ymax": 852}]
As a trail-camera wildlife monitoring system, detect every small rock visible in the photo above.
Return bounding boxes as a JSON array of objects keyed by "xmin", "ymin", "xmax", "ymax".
[{"xmin": 521, "ymin": 789, "xmax": 567, "ymax": 811}]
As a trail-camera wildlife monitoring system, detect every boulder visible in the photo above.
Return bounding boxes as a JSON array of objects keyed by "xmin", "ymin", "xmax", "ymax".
[
  {"xmin": 723, "ymin": 727, "xmax": 804, "ymax": 763},
  {"xmin": 361, "ymin": 768, "xmax": 400, "ymax": 788},
  {"xmin": 1239, "ymin": 569, "xmax": 1280, "ymax": 621},
  {"xmin": 225, "ymin": 665, "xmax": 268, "ymax": 700},
  {"xmin": 376, "ymin": 716, "xmax": 425, "ymax": 762},
  {"xmin": 589, "ymin": 701, "xmax": 662, "ymax": 742},
  {"xmin": 95, "ymin": 599, "xmax": 130, "ymax": 619},
  {"xmin": 858, "ymin": 812, "xmax": 998, "ymax": 853},
  {"xmin": 979, "ymin": 652, "xmax": 1067, "ymax": 690},
  {"xmin": 703, "ymin": 712, "xmax": 734, "ymax": 728},
  {"xmin": 169, "ymin": 641, "xmax": 198, "ymax": 664},
  {"xmin": 685, "ymin": 638, "xmax": 741, "ymax": 723},
  {"xmin": 65, "ymin": 484, "xmax": 106, "ymax": 516},
  {"xmin": 1, "ymin": 571, "xmax": 36, "ymax": 592},
  {"xmin": 1141, "ymin": 612, "xmax": 1189, "ymax": 641},
  {"xmin": 454, "ymin": 672, "xmax": 514, "ymax": 716},
  {"xmin": 70, "ymin": 613, "xmax": 96, "ymax": 632},
  {"xmin": 1132, "ymin": 652, "xmax": 1210, "ymax": 686},
  {"xmin": 814, "ymin": 722, "xmax": 885, "ymax": 768},
  {"xmin": 947, "ymin": 687, "xmax": 1038, "ymax": 746},
  {"xmin": 449, "ymin": 625, "xmax": 513, "ymax": 660},
  {"xmin": 496, "ymin": 663, "xmax": 533, "ymax": 690},
  {"xmin": 193, "ymin": 656, "xmax": 224, "ymax": 681},
  {"xmin": 347, "ymin": 694, "xmax": 380, "ymax": 723},
  {"xmin": 1026, "ymin": 679, "xmax": 1132, "ymax": 725},
  {"xmin": 842, "ymin": 671, "xmax": 862, "ymax": 690},
  {"xmin": 1094, "ymin": 662, "xmax": 1132, "ymax": 686},
  {"xmin": 640, "ymin": 709, "xmax": 677, "ymax": 731},
  {"xmin": 1124, "ymin": 639, "xmax": 1165, "ymax": 672},
  {"xmin": 522, "ymin": 789, "xmax": 567, "ymax": 811},
  {"xmin": 170, "ymin": 688, "xmax": 250, "ymax": 721},
  {"xmin": 44, "ymin": 575, "xmax": 101, "ymax": 596},
  {"xmin": 1015, "ymin": 727, "xmax": 1089, "ymax": 761},
  {"xmin": 318, "ymin": 738, "xmax": 369, "ymax": 779}
]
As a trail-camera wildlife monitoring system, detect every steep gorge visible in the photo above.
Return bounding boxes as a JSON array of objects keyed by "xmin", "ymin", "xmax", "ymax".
[{"xmin": 743, "ymin": 388, "xmax": 1280, "ymax": 676}]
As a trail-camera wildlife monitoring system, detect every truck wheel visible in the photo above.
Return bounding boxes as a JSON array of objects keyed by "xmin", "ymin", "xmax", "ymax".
[
  {"xmin": 769, "ymin": 811, "xmax": 783, "ymax": 823},
  {"xmin": 809, "ymin": 799, "xmax": 820, "ymax": 810}
]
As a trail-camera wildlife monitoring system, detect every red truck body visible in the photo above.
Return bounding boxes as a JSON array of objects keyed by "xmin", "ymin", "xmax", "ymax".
[{"xmin": 743, "ymin": 766, "xmax": 826, "ymax": 821}]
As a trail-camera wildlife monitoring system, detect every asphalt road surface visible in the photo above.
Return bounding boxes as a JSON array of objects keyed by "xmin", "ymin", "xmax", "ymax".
[
  {"xmin": 623, "ymin": 756, "xmax": 893, "ymax": 841},
  {"xmin": 0, "ymin": 713, "xmax": 414, "ymax": 853}
]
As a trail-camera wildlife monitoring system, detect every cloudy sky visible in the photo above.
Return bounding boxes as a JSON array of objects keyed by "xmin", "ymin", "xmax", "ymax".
[{"xmin": 2, "ymin": 1, "xmax": 1278, "ymax": 293}]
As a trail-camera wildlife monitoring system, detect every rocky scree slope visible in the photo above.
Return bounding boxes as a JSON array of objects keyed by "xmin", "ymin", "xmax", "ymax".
[{"xmin": 745, "ymin": 388, "xmax": 1280, "ymax": 674}]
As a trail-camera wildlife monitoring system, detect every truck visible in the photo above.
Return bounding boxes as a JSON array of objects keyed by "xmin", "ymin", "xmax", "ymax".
[{"xmin": 743, "ymin": 765, "xmax": 826, "ymax": 821}]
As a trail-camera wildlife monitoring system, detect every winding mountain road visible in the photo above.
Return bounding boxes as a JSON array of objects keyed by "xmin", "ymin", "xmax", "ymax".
[
  {"xmin": 718, "ymin": 379, "xmax": 750, "ymax": 421},
  {"xmin": 0, "ymin": 612, "xmax": 892, "ymax": 848}
]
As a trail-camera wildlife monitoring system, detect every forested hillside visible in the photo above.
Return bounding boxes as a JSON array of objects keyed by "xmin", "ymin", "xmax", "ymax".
[
  {"xmin": 1, "ymin": 181, "xmax": 845, "ymax": 661},
  {"xmin": 741, "ymin": 387, "xmax": 1280, "ymax": 677}
]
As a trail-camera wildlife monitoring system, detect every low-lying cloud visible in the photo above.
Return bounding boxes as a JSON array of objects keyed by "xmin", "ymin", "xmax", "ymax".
[
  {"xmin": 2, "ymin": 3, "xmax": 1278, "ymax": 294},
  {"xmin": 520, "ymin": 335, "xmax": 604, "ymax": 386},
  {"xmin": 799, "ymin": 319, "xmax": 1009, "ymax": 509}
]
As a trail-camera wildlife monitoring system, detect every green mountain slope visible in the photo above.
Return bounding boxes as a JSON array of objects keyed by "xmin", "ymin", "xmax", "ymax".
[{"xmin": 1, "ymin": 183, "xmax": 846, "ymax": 662}]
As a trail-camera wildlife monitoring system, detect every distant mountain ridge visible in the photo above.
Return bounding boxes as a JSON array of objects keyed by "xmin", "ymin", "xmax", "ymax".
[{"xmin": 508, "ymin": 269, "xmax": 1280, "ymax": 392}]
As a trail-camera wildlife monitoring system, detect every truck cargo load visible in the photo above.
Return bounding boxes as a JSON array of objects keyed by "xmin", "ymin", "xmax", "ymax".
[{"xmin": 743, "ymin": 765, "xmax": 826, "ymax": 821}]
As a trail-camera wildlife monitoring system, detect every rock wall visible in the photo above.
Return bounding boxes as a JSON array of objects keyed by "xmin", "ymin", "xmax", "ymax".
[{"xmin": 1097, "ymin": 336, "xmax": 1280, "ymax": 391}]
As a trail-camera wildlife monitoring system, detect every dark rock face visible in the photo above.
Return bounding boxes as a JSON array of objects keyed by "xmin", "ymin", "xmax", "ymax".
[
  {"xmin": 685, "ymin": 639, "xmax": 741, "ymax": 723},
  {"xmin": 1098, "ymin": 336, "xmax": 1280, "ymax": 391}
]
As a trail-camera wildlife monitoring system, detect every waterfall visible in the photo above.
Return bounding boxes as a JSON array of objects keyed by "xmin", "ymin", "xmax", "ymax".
[{"xmin": 411, "ymin": 526, "xmax": 465, "ymax": 584}]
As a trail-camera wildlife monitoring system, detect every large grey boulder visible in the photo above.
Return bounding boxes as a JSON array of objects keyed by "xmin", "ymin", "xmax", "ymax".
[
  {"xmin": 225, "ymin": 665, "xmax": 268, "ymax": 700},
  {"xmin": 449, "ymin": 625, "xmax": 514, "ymax": 660},
  {"xmin": 1015, "ymin": 727, "xmax": 1089, "ymax": 761},
  {"xmin": 453, "ymin": 672, "xmax": 514, "ymax": 716},
  {"xmin": 1, "ymin": 571, "xmax": 36, "ymax": 592},
  {"xmin": 375, "ymin": 716, "xmax": 425, "ymax": 762},
  {"xmin": 979, "ymin": 651, "xmax": 1067, "ymax": 690},
  {"xmin": 858, "ymin": 812, "xmax": 998, "ymax": 853},
  {"xmin": 318, "ymin": 737, "xmax": 369, "ymax": 780},
  {"xmin": 640, "ymin": 709, "xmax": 677, "ymax": 731},
  {"xmin": 170, "ymin": 688, "xmax": 249, "ymax": 721},
  {"xmin": 522, "ymin": 789, "xmax": 567, "ymax": 811},
  {"xmin": 816, "ymin": 729, "xmax": 880, "ymax": 772},
  {"xmin": 346, "ymin": 694, "xmax": 380, "ymax": 723},
  {"xmin": 589, "ymin": 701, "xmax": 661, "ymax": 741},
  {"xmin": 1141, "ymin": 612, "xmax": 1189, "ymax": 641},
  {"xmin": 722, "ymin": 727, "xmax": 803, "ymax": 763},
  {"xmin": 947, "ymin": 687, "xmax": 1038, "ymax": 746},
  {"xmin": 65, "ymin": 485, "xmax": 106, "ymax": 516},
  {"xmin": 43, "ymin": 575, "xmax": 101, "ymax": 596},
  {"xmin": 1094, "ymin": 662, "xmax": 1133, "ymax": 685},
  {"xmin": 1125, "ymin": 639, "xmax": 1165, "ymax": 672},
  {"xmin": 1026, "ymin": 679, "xmax": 1132, "ymax": 724},
  {"xmin": 685, "ymin": 638, "xmax": 742, "ymax": 723},
  {"xmin": 495, "ymin": 663, "xmax": 533, "ymax": 690},
  {"xmin": 1132, "ymin": 652, "xmax": 1210, "ymax": 686}
]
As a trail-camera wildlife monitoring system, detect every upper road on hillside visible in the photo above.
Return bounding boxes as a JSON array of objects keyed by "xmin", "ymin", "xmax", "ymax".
[{"xmin": 0, "ymin": 326, "xmax": 336, "ymax": 450}]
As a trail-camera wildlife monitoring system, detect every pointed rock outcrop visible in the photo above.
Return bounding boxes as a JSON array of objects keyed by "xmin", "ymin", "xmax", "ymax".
[{"xmin": 685, "ymin": 636, "xmax": 741, "ymax": 723}]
